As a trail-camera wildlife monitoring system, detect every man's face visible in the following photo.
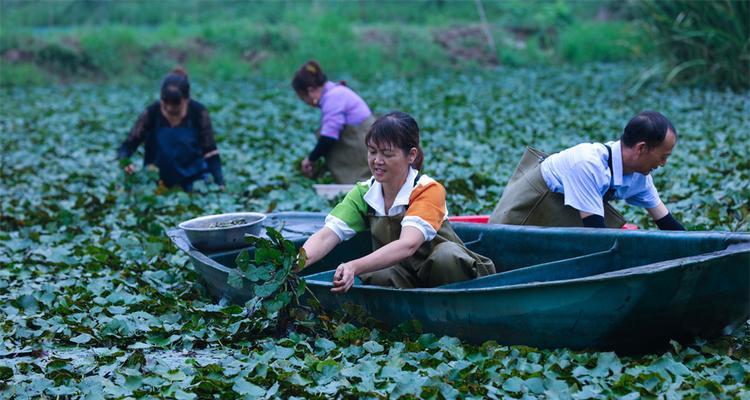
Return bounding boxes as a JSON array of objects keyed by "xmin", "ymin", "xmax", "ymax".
[{"xmin": 636, "ymin": 129, "xmax": 677, "ymax": 175}]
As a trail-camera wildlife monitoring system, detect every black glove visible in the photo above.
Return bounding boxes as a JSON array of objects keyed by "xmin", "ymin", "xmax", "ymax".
[
  {"xmin": 655, "ymin": 213, "xmax": 685, "ymax": 231},
  {"xmin": 582, "ymin": 214, "xmax": 606, "ymax": 228},
  {"xmin": 206, "ymin": 154, "xmax": 224, "ymax": 186},
  {"xmin": 308, "ymin": 136, "xmax": 338, "ymax": 162}
]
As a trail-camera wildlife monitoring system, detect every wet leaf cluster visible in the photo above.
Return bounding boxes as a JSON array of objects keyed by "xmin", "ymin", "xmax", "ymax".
[
  {"xmin": 226, "ymin": 227, "xmax": 317, "ymax": 337},
  {"xmin": 0, "ymin": 63, "xmax": 748, "ymax": 398}
]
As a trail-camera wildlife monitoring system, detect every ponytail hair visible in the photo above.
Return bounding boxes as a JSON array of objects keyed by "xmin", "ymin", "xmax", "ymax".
[
  {"xmin": 291, "ymin": 60, "xmax": 327, "ymax": 94},
  {"xmin": 161, "ymin": 66, "xmax": 190, "ymax": 105},
  {"xmin": 365, "ymin": 111, "xmax": 424, "ymax": 171},
  {"xmin": 170, "ymin": 66, "xmax": 188, "ymax": 78}
]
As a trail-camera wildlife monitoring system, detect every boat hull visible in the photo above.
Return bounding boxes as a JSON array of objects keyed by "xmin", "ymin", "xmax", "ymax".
[
  {"xmin": 304, "ymin": 249, "xmax": 749, "ymax": 351},
  {"xmin": 168, "ymin": 212, "xmax": 750, "ymax": 351}
]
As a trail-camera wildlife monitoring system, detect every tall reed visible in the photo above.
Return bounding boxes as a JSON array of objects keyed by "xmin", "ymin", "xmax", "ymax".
[{"xmin": 636, "ymin": 0, "xmax": 749, "ymax": 90}]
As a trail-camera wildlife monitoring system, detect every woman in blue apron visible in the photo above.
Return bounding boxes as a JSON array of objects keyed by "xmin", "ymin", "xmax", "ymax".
[{"xmin": 117, "ymin": 67, "xmax": 224, "ymax": 192}]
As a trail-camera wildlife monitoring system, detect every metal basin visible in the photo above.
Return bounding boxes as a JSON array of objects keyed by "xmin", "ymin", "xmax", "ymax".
[{"xmin": 178, "ymin": 212, "xmax": 266, "ymax": 251}]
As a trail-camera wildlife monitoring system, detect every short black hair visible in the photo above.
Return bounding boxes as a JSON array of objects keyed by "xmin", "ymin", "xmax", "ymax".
[
  {"xmin": 161, "ymin": 86, "xmax": 183, "ymax": 105},
  {"xmin": 365, "ymin": 111, "xmax": 424, "ymax": 170},
  {"xmin": 621, "ymin": 111, "xmax": 676, "ymax": 149},
  {"xmin": 160, "ymin": 68, "xmax": 190, "ymax": 104}
]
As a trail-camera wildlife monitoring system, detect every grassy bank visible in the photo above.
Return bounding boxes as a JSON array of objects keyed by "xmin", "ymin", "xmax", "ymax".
[{"xmin": 0, "ymin": 0, "xmax": 651, "ymax": 86}]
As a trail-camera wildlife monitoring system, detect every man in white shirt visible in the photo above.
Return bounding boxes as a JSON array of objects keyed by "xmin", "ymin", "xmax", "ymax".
[{"xmin": 489, "ymin": 111, "xmax": 685, "ymax": 230}]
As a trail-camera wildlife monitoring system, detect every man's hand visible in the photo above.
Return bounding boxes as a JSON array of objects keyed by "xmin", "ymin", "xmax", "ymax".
[{"xmin": 123, "ymin": 163, "xmax": 136, "ymax": 175}]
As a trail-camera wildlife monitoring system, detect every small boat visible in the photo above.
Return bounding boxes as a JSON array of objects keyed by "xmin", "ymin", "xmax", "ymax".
[{"xmin": 168, "ymin": 212, "xmax": 750, "ymax": 351}]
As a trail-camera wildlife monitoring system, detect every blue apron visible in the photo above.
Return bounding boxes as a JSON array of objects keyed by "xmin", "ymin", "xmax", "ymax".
[{"xmin": 154, "ymin": 119, "xmax": 208, "ymax": 191}]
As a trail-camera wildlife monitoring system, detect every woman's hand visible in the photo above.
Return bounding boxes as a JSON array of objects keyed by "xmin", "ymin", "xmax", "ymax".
[
  {"xmin": 331, "ymin": 262, "xmax": 357, "ymax": 293},
  {"xmin": 301, "ymin": 158, "xmax": 315, "ymax": 178},
  {"xmin": 329, "ymin": 227, "xmax": 424, "ymax": 293}
]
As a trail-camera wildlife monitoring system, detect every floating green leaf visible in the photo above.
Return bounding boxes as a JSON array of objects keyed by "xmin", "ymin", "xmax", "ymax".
[
  {"xmin": 0, "ymin": 366, "xmax": 13, "ymax": 381},
  {"xmin": 70, "ymin": 333, "xmax": 93, "ymax": 344},
  {"xmin": 362, "ymin": 341, "xmax": 384, "ymax": 354},
  {"xmin": 232, "ymin": 378, "xmax": 266, "ymax": 396},
  {"xmin": 0, "ymin": 65, "xmax": 748, "ymax": 399},
  {"xmin": 502, "ymin": 376, "xmax": 524, "ymax": 393}
]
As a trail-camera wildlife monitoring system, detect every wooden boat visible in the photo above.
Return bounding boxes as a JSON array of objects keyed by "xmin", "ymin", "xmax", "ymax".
[{"xmin": 168, "ymin": 212, "xmax": 750, "ymax": 351}]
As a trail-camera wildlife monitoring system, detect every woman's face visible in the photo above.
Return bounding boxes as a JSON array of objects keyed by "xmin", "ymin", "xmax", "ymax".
[
  {"xmin": 296, "ymin": 91, "xmax": 315, "ymax": 107},
  {"xmin": 161, "ymin": 98, "xmax": 188, "ymax": 117},
  {"xmin": 367, "ymin": 140, "xmax": 417, "ymax": 185},
  {"xmin": 296, "ymin": 86, "xmax": 323, "ymax": 107}
]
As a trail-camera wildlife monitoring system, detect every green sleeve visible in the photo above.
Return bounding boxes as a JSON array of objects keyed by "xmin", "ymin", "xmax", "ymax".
[{"xmin": 329, "ymin": 183, "xmax": 369, "ymax": 233}]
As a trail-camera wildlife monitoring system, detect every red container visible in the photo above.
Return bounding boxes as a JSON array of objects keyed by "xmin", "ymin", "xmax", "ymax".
[
  {"xmin": 448, "ymin": 215, "xmax": 490, "ymax": 224},
  {"xmin": 621, "ymin": 223, "xmax": 639, "ymax": 230}
]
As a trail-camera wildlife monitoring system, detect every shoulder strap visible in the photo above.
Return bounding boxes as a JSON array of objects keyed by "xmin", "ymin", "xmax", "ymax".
[
  {"xmin": 366, "ymin": 177, "xmax": 376, "ymax": 217},
  {"xmin": 412, "ymin": 173, "xmax": 422, "ymax": 187},
  {"xmin": 407, "ymin": 173, "xmax": 422, "ymax": 212},
  {"xmin": 188, "ymin": 100, "xmax": 202, "ymax": 129},
  {"xmin": 603, "ymin": 144, "xmax": 615, "ymax": 202},
  {"xmin": 149, "ymin": 102, "xmax": 162, "ymax": 130},
  {"xmin": 365, "ymin": 174, "xmax": 421, "ymax": 218}
]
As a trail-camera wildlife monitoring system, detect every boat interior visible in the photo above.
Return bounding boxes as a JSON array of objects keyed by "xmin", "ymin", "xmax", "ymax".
[{"xmin": 206, "ymin": 222, "xmax": 744, "ymax": 289}]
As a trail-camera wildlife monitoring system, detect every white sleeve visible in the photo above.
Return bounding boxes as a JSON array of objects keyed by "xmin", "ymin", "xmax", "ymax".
[
  {"xmin": 625, "ymin": 175, "xmax": 662, "ymax": 209},
  {"xmin": 324, "ymin": 214, "xmax": 357, "ymax": 242},
  {"xmin": 559, "ymin": 160, "xmax": 609, "ymax": 216},
  {"xmin": 401, "ymin": 215, "xmax": 437, "ymax": 242}
]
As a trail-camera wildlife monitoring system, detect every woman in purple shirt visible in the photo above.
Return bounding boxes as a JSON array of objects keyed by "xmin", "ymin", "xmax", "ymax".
[{"xmin": 292, "ymin": 60, "xmax": 375, "ymax": 184}]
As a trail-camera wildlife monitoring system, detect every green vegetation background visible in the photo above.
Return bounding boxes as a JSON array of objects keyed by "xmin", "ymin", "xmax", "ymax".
[
  {"xmin": 2, "ymin": 62, "xmax": 749, "ymax": 399},
  {"xmin": 0, "ymin": 0, "xmax": 670, "ymax": 86},
  {"xmin": 3, "ymin": 0, "xmax": 746, "ymax": 89},
  {"xmin": 1, "ymin": 0, "xmax": 749, "ymax": 398}
]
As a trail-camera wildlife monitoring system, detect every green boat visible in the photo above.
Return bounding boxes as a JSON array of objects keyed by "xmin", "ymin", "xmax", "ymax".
[{"xmin": 168, "ymin": 212, "xmax": 750, "ymax": 351}]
